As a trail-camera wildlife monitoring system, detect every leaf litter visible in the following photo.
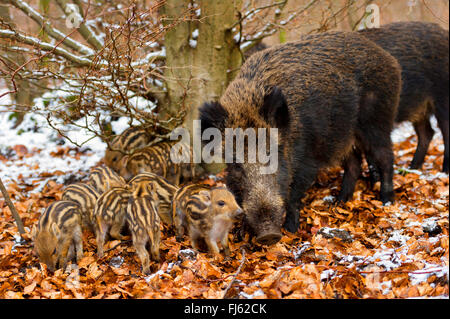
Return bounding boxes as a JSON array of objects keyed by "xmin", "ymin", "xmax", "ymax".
[{"xmin": 0, "ymin": 114, "xmax": 448, "ymax": 299}]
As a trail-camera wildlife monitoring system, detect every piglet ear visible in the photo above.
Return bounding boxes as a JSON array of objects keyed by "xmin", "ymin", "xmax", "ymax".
[
  {"xmin": 51, "ymin": 223, "xmax": 60, "ymax": 237},
  {"xmin": 260, "ymin": 86, "xmax": 289, "ymax": 129},
  {"xmin": 198, "ymin": 190, "xmax": 211, "ymax": 204},
  {"xmin": 198, "ymin": 101, "xmax": 228, "ymax": 132},
  {"xmin": 30, "ymin": 225, "xmax": 37, "ymax": 240},
  {"xmin": 121, "ymin": 155, "xmax": 129, "ymax": 166}
]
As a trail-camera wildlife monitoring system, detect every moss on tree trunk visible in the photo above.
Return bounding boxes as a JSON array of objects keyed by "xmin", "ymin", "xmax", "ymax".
[{"xmin": 161, "ymin": 0, "xmax": 242, "ymax": 172}]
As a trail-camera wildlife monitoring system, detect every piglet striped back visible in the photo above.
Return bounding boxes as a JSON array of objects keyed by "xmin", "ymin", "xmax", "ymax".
[
  {"xmin": 128, "ymin": 173, "xmax": 178, "ymax": 225},
  {"xmin": 89, "ymin": 166, "xmax": 126, "ymax": 193},
  {"xmin": 62, "ymin": 183, "xmax": 100, "ymax": 228}
]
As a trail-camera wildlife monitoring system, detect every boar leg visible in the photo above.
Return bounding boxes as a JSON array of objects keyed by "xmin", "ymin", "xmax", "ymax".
[
  {"xmin": 95, "ymin": 221, "xmax": 109, "ymax": 258},
  {"xmin": 220, "ymin": 235, "xmax": 231, "ymax": 257},
  {"xmin": 284, "ymin": 164, "xmax": 318, "ymax": 233},
  {"xmin": 189, "ymin": 227, "xmax": 203, "ymax": 252},
  {"xmin": 73, "ymin": 226, "xmax": 84, "ymax": 262},
  {"xmin": 435, "ymin": 96, "xmax": 449, "ymax": 173},
  {"xmin": 132, "ymin": 235, "xmax": 150, "ymax": 275},
  {"xmin": 338, "ymin": 147, "xmax": 362, "ymax": 202},
  {"xmin": 58, "ymin": 236, "xmax": 73, "ymax": 270},
  {"xmin": 366, "ymin": 156, "xmax": 381, "ymax": 188},
  {"xmin": 110, "ymin": 214, "xmax": 126, "ymax": 240},
  {"xmin": 205, "ymin": 236, "xmax": 220, "ymax": 255},
  {"xmin": 67, "ymin": 245, "xmax": 75, "ymax": 264},
  {"xmin": 149, "ymin": 229, "xmax": 161, "ymax": 262},
  {"xmin": 358, "ymin": 133, "xmax": 395, "ymax": 204},
  {"xmin": 410, "ymin": 117, "xmax": 434, "ymax": 170},
  {"xmin": 173, "ymin": 207, "xmax": 186, "ymax": 241}
]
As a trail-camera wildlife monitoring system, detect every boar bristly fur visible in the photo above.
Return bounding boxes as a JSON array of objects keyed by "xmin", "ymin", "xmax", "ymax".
[
  {"xmin": 359, "ymin": 21, "xmax": 449, "ymax": 173},
  {"xmin": 93, "ymin": 187, "xmax": 132, "ymax": 258},
  {"xmin": 199, "ymin": 31, "xmax": 401, "ymax": 243}
]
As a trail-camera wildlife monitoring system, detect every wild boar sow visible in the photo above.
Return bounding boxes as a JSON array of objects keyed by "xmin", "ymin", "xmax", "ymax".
[
  {"xmin": 359, "ymin": 21, "xmax": 449, "ymax": 173},
  {"xmin": 199, "ymin": 32, "xmax": 401, "ymax": 244}
]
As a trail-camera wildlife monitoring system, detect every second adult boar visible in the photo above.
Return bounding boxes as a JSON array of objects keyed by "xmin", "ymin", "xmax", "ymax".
[
  {"xmin": 359, "ymin": 21, "xmax": 449, "ymax": 173},
  {"xmin": 199, "ymin": 31, "xmax": 401, "ymax": 244}
]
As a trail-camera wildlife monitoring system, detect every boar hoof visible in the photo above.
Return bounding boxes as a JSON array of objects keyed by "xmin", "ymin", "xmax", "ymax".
[{"xmin": 256, "ymin": 233, "xmax": 282, "ymax": 245}]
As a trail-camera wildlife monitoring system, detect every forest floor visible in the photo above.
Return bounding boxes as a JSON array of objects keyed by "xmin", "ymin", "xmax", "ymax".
[{"xmin": 0, "ymin": 112, "xmax": 448, "ymax": 299}]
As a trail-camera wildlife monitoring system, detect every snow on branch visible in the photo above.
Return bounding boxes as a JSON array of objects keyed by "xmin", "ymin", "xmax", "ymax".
[
  {"xmin": 239, "ymin": 0, "xmax": 320, "ymax": 53},
  {"xmin": 54, "ymin": 0, "xmax": 104, "ymax": 50},
  {"xmin": 0, "ymin": 29, "xmax": 93, "ymax": 66},
  {"xmin": 0, "ymin": 0, "xmax": 181, "ymax": 149},
  {"xmin": 7, "ymin": 0, "xmax": 95, "ymax": 56}
]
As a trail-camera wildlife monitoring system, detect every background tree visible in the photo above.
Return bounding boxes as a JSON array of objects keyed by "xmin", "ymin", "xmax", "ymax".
[{"xmin": 0, "ymin": 0, "xmax": 448, "ymax": 166}]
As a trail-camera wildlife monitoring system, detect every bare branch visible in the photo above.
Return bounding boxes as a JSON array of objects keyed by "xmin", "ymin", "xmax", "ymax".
[
  {"xmin": 54, "ymin": 0, "xmax": 104, "ymax": 50},
  {"xmin": 8, "ymin": 0, "xmax": 95, "ymax": 56},
  {"xmin": 222, "ymin": 248, "xmax": 246, "ymax": 299},
  {"xmin": 0, "ymin": 29, "xmax": 93, "ymax": 66},
  {"xmin": 0, "ymin": 176, "xmax": 26, "ymax": 236},
  {"xmin": 240, "ymin": 0, "xmax": 319, "ymax": 53}
]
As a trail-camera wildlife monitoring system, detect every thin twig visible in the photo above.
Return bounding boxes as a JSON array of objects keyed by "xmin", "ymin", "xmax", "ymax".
[
  {"xmin": 104, "ymin": 239, "xmax": 132, "ymax": 253},
  {"xmin": 0, "ymin": 176, "xmax": 26, "ymax": 236},
  {"xmin": 222, "ymin": 248, "xmax": 246, "ymax": 299}
]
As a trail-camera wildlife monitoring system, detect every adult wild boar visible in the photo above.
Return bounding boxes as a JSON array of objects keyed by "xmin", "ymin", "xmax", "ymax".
[
  {"xmin": 359, "ymin": 21, "xmax": 449, "ymax": 173},
  {"xmin": 199, "ymin": 32, "xmax": 401, "ymax": 245}
]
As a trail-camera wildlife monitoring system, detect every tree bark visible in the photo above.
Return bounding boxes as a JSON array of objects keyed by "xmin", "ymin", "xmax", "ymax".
[
  {"xmin": 0, "ymin": 4, "xmax": 44, "ymax": 127},
  {"xmin": 161, "ymin": 0, "xmax": 242, "ymax": 172}
]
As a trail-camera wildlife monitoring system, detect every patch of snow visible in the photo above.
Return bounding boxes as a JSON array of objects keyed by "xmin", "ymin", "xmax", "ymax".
[
  {"xmin": 380, "ymin": 280, "xmax": 392, "ymax": 295},
  {"xmin": 371, "ymin": 249, "xmax": 403, "ymax": 271},
  {"xmin": 0, "ymin": 110, "xmax": 104, "ymax": 189},
  {"xmin": 144, "ymin": 269, "xmax": 165, "ymax": 283},
  {"xmin": 239, "ymin": 289, "xmax": 265, "ymax": 299},
  {"xmin": 320, "ymin": 269, "xmax": 335, "ymax": 281},
  {"xmin": 387, "ymin": 230, "xmax": 410, "ymax": 246},
  {"xmin": 292, "ymin": 242, "xmax": 311, "ymax": 260},
  {"xmin": 109, "ymin": 256, "xmax": 124, "ymax": 268},
  {"xmin": 391, "ymin": 122, "xmax": 414, "ymax": 143},
  {"xmin": 409, "ymin": 265, "xmax": 448, "ymax": 286},
  {"xmin": 189, "ymin": 39, "xmax": 197, "ymax": 49},
  {"xmin": 110, "ymin": 117, "xmax": 136, "ymax": 135}
]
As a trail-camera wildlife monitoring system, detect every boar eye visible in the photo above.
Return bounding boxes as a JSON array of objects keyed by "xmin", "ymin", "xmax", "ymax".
[
  {"xmin": 52, "ymin": 248, "xmax": 57, "ymax": 255},
  {"xmin": 112, "ymin": 156, "xmax": 118, "ymax": 162},
  {"xmin": 217, "ymin": 200, "xmax": 225, "ymax": 207}
]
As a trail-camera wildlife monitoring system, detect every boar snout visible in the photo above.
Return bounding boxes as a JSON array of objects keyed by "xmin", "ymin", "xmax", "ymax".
[
  {"xmin": 256, "ymin": 232, "xmax": 282, "ymax": 245},
  {"xmin": 255, "ymin": 220, "xmax": 282, "ymax": 245}
]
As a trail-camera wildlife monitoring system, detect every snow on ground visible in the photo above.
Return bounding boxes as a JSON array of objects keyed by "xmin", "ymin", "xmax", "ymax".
[
  {"xmin": 0, "ymin": 104, "xmax": 106, "ymax": 191},
  {"xmin": 0, "ymin": 104, "xmax": 422, "ymax": 189},
  {"xmin": 1, "ymin": 88, "xmax": 448, "ymax": 298}
]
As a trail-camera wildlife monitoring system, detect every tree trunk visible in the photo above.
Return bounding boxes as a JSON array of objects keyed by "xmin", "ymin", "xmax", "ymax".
[
  {"xmin": 0, "ymin": 4, "xmax": 45, "ymax": 127},
  {"xmin": 161, "ymin": 0, "xmax": 242, "ymax": 172}
]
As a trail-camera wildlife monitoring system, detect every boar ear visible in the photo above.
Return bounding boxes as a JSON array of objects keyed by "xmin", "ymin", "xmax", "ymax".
[
  {"xmin": 260, "ymin": 86, "xmax": 289, "ymax": 129},
  {"xmin": 199, "ymin": 101, "xmax": 228, "ymax": 132}
]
